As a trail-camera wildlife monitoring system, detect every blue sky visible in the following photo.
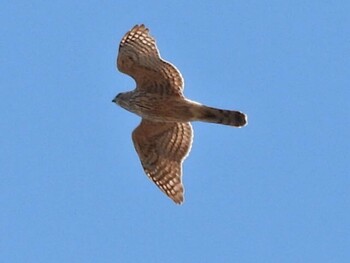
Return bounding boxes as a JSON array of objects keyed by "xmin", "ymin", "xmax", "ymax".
[{"xmin": 1, "ymin": 1, "xmax": 349, "ymax": 262}]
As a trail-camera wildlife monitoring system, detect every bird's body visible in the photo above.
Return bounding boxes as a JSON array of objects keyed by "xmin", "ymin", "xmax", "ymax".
[
  {"xmin": 113, "ymin": 25, "xmax": 247, "ymax": 204},
  {"xmin": 115, "ymin": 91, "xmax": 196, "ymax": 122}
]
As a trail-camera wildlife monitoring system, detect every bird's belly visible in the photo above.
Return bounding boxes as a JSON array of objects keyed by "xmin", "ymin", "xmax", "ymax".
[{"xmin": 130, "ymin": 99, "xmax": 195, "ymax": 122}]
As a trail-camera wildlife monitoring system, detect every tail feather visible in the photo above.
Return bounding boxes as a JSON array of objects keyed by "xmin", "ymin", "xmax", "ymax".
[{"xmin": 197, "ymin": 105, "xmax": 247, "ymax": 127}]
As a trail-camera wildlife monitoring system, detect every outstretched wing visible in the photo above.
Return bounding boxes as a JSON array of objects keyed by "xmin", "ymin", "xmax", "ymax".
[
  {"xmin": 117, "ymin": 24, "xmax": 184, "ymax": 97},
  {"xmin": 132, "ymin": 119, "xmax": 193, "ymax": 204}
]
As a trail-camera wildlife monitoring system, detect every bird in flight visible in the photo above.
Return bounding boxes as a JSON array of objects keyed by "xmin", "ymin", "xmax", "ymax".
[{"xmin": 113, "ymin": 24, "xmax": 247, "ymax": 204}]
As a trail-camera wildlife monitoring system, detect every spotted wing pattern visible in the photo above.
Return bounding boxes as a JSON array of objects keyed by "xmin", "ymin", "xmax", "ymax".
[
  {"xmin": 117, "ymin": 24, "xmax": 184, "ymax": 97},
  {"xmin": 132, "ymin": 119, "xmax": 193, "ymax": 204}
]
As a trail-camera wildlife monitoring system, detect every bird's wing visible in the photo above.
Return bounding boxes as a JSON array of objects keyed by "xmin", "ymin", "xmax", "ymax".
[
  {"xmin": 117, "ymin": 24, "xmax": 184, "ymax": 97},
  {"xmin": 132, "ymin": 119, "xmax": 193, "ymax": 204}
]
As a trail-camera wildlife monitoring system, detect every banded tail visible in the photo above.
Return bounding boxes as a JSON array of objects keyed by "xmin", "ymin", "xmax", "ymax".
[{"xmin": 196, "ymin": 105, "xmax": 248, "ymax": 127}]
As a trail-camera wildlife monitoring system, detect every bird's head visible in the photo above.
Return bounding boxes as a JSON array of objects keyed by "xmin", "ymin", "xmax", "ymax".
[{"xmin": 112, "ymin": 91, "xmax": 132, "ymax": 109}]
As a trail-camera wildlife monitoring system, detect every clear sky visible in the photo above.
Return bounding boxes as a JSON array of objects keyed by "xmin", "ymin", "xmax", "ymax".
[{"xmin": 1, "ymin": 1, "xmax": 349, "ymax": 262}]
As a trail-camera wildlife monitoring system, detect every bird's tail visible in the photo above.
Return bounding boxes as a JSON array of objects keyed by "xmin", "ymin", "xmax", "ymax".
[{"xmin": 195, "ymin": 105, "xmax": 248, "ymax": 127}]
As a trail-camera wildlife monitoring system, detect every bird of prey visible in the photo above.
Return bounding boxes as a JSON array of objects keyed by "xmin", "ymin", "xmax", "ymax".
[{"xmin": 113, "ymin": 24, "xmax": 247, "ymax": 204}]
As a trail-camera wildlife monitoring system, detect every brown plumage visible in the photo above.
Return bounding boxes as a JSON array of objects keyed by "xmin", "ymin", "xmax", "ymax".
[{"xmin": 113, "ymin": 24, "xmax": 247, "ymax": 204}]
